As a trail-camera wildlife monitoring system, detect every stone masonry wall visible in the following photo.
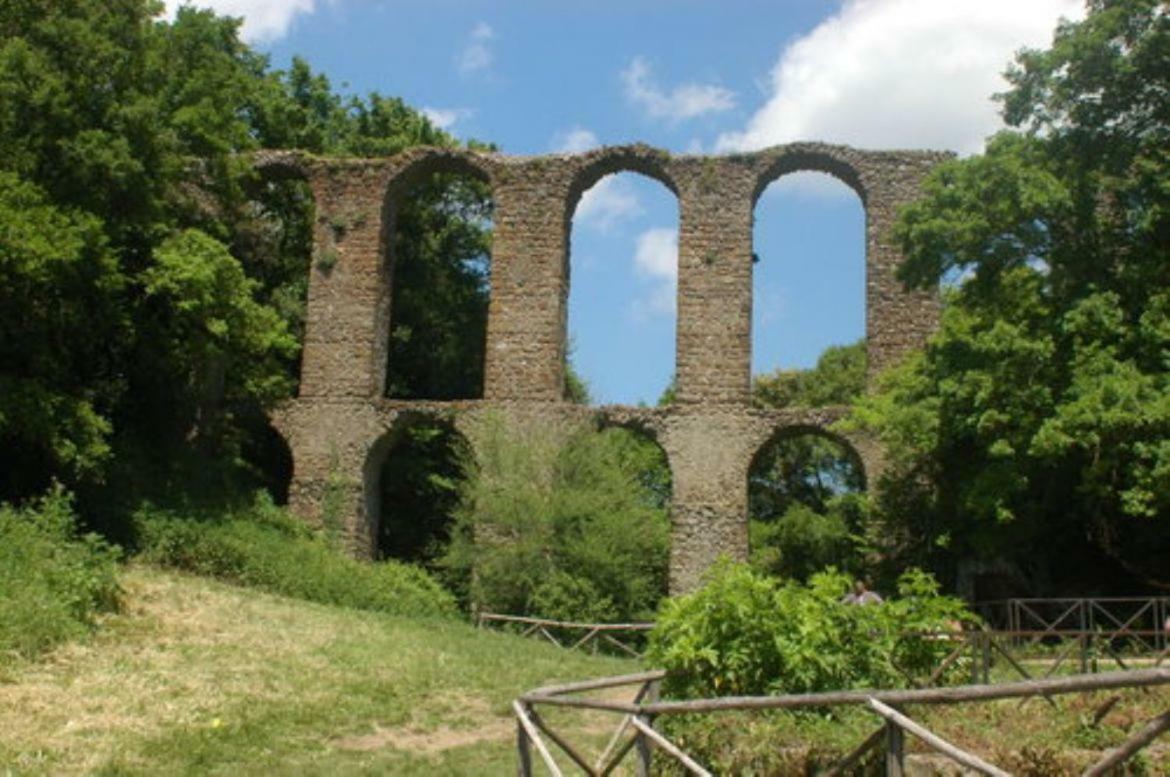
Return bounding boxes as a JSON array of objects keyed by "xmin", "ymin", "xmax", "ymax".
[{"xmin": 255, "ymin": 142, "xmax": 950, "ymax": 594}]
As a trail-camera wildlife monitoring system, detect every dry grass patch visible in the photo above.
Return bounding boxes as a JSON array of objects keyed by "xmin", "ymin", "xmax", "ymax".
[{"xmin": 0, "ymin": 565, "xmax": 637, "ymax": 775}]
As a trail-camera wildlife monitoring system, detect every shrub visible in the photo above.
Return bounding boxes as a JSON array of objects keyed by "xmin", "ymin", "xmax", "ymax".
[
  {"xmin": 440, "ymin": 414, "xmax": 669, "ymax": 623},
  {"xmin": 134, "ymin": 493, "xmax": 457, "ymax": 619},
  {"xmin": 749, "ymin": 499, "xmax": 866, "ymax": 581},
  {"xmin": 646, "ymin": 561, "xmax": 972, "ymax": 698},
  {"xmin": 0, "ymin": 487, "xmax": 121, "ymax": 664}
]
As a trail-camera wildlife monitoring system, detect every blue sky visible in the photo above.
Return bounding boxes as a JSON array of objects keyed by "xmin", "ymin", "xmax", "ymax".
[{"xmin": 170, "ymin": 0, "xmax": 1083, "ymax": 404}]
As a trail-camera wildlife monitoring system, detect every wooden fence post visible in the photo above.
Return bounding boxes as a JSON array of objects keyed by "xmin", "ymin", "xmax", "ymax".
[
  {"xmin": 1083, "ymin": 710, "xmax": 1170, "ymax": 776},
  {"xmin": 636, "ymin": 679, "xmax": 661, "ymax": 777},
  {"xmin": 517, "ymin": 715, "xmax": 532, "ymax": 777},
  {"xmin": 886, "ymin": 720, "xmax": 905, "ymax": 777},
  {"xmin": 635, "ymin": 715, "xmax": 654, "ymax": 776}
]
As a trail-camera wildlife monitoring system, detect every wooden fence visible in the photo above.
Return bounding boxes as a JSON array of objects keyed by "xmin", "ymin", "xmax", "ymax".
[
  {"xmin": 480, "ymin": 611, "xmax": 1170, "ymax": 686},
  {"xmin": 514, "ymin": 668, "xmax": 1170, "ymax": 776},
  {"xmin": 475, "ymin": 613, "xmax": 654, "ymax": 657},
  {"xmin": 977, "ymin": 596, "xmax": 1170, "ymax": 653}
]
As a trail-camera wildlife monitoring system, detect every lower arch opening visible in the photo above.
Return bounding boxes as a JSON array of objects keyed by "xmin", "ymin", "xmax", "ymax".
[{"xmin": 748, "ymin": 428, "xmax": 867, "ymax": 581}]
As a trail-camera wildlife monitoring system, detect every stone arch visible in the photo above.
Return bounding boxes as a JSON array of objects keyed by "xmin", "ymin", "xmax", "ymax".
[
  {"xmin": 749, "ymin": 423, "xmax": 868, "ymax": 497},
  {"xmin": 590, "ymin": 410, "xmax": 674, "ymax": 604},
  {"xmin": 747, "ymin": 422, "xmax": 869, "ymax": 580},
  {"xmin": 250, "ymin": 149, "xmax": 314, "ymax": 181},
  {"xmin": 750, "ymin": 144, "xmax": 867, "ymax": 207},
  {"xmin": 594, "ymin": 407, "xmax": 667, "ymax": 445},
  {"xmin": 383, "ymin": 148, "xmax": 495, "ymax": 214},
  {"xmin": 749, "ymin": 145, "xmax": 869, "ymax": 384},
  {"xmin": 594, "ymin": 409, "xmax": 673, "ymax": 497},
  {"xmin": 565, "ymin": 145, "xmax": 680, "ymax": 225},
  {"xmin": 378, "ymin": 149, "xmax": 495, "ymax": 400},
  {"xmin": 242, "ymin": 422, "xmax": 295, "ymax": 506},
  {"xmin": 593, "ymin": 412, "xmax": 673, "ymax": 494},
  {"xmin": 361, "ymin": 409, "xmax": 472, "ymax": 561},
  {"xmin": 563, "ymin": 147, "xmax": 681, "ymax": 404}
]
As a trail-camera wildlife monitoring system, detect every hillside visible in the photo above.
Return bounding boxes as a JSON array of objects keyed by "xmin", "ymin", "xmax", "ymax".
[{"xmin": 0, "ymin": 567, "xmax": 637, "ymax": 775}]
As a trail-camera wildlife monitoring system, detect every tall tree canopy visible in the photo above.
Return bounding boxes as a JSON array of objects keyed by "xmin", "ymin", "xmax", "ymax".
[
  {"xmin": 0, "ymin": 1, "xmax": 491, "ymax": 516},
  {"xmin": 854, "ymin": 0, "xmax": 1170, "ymax": 590}
]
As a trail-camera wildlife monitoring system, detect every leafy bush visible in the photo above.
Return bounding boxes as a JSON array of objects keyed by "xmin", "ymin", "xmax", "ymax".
[
  {"xmin": 646, "ymin": 562, "xmax": 971, "ymax": 698},
  {"xmin": 134, "ymin": 493, "xmax": 457, "ymax": 619},
  {"xmin": 441, "ymin": 414, "xmax": 669, "ymax": 623},
  {"xmin": 0, "ymin": 487, "xmax": 121, "ymax": 664}
]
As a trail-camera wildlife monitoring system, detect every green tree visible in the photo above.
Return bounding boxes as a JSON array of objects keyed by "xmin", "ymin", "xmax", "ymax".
[
  {"xmin": 0, "ymin": 1, "xmax": 495, "ymax": 525},
  {"xmin": 0, "ymin": 172, "xmax": 122, "ymax": 495},
  {"xmin": 855, "ymin": 0, "xmax": 1170, "ymax": 589},
  {"xmin": 749, "ymin": 341, "xmax": 869, "ymax": 580},
  {"xmin": 752, "ymin": 340, "xmax": 866, "ymax": 409},
  {"xmin": 140, "ymin": 229, "xmax": 297, "ymax": 442},
  {"xmin": 441, "ymin": 415, "xmax": 670, "ymax": 621}
]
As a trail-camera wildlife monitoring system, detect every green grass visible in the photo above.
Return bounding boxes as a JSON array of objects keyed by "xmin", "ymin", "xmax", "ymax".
[
  {"xmin": 0, "ymin": 488, "xmax": 120, "ymax": 665},
  {"xmin": 132, "ymin": 498, "xmax": 458, "ymax": 619},
  {"xmin": 0, "ymin": 566, "xmax": 638, "ymax": 775},
  {"xmin": 3, "ymin": 565, "xmax": 1167, "ymax": 775}
]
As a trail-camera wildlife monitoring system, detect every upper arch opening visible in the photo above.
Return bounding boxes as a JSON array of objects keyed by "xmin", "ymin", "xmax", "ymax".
[
  {"xmin": 751, "ymin": 146, "xmax": 867, "ymax": 208},
  {"xmin": 380, "ymin": 151, "xmax": 494, "ymax": 400},
  {"xmin": 565, "ymin": 163, "xmax": 680, "ymax": 406},
  {"xmin": 565, "ymin": 148, "xmax": 678, "ymax": 223},
  {"xmin": 751, "ymin": 170, "xmax": 866, "ymax": 392},
  {"xmin": 383, "ymin": 151, "xmax": 492, "ymax": 214}
]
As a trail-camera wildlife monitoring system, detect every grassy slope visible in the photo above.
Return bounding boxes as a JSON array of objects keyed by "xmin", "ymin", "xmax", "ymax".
[
  {"xmin": 4, "ymin": 567, "xmax": 1167, "ymax": 775},
  {"xmin": 0, "ymin": 566, "xmax": 638, "ymax": 775}
]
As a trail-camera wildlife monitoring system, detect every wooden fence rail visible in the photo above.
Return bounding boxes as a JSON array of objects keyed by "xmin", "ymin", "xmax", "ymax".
[
  {"xmin": 977, "ymin": 596, "xmax": 1170, "ymax": 653},
  {"xmin": 481, "ymin": 611, "xmax": 1169, "ymax": 680},
  {"xmin": 476, "ymin": 613, "xmax": 654, "ymax": 657},
  {"xmin": 515, "ymin": 668, "xmax": 1170, "ymax": 776}
]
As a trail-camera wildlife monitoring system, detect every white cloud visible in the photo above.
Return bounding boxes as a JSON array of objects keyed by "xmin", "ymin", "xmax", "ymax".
[
  {"xmin": 758, "ymin": 171, "xmax": 859, "ymax": 202},
  {"xmin": 421, "ymin": 107, "xmax": 472, "ymax": 131},
  {"xmin": 574, "ymin": 175, "xmax": 643, "ymax": 233},
  {"xmin": 163, "ymin": 0, "xmax": 315, "ymax": 42},
  {"xmin": 716, "ymin": 0, "xmax": 1084, "ymax": 155},
  {"xmin": 552, "ymin": 127, "xmax": 601, "ymax": 154},
  {"xmin": 622, "ymin": 57, "xmax": 736, "ymax": 123},
  {"xmin": 755, "ymin": 285, "xmax": 788, "ymax": 328},
  {"xmin": 458, "ymin": 22, "xmax": 495, "ymax": 76},
  {"xmin": 631, "ymin": 227, "xmax": 678, "ymax": 317}
]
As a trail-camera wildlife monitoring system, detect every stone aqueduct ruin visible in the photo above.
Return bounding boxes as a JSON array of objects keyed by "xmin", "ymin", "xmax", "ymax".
[{"xmin": 256, "ymin": 142, "xmax": 949, "ymax": 593}]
